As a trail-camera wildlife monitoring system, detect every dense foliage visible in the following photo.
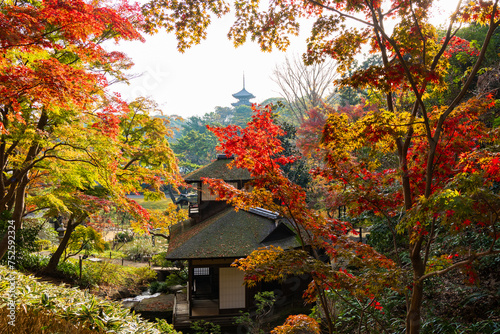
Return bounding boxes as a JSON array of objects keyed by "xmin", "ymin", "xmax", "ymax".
[
  {"xmin": 171, "ymin": 105, "xmax": 255, "ymax": 173},
  {"xmin": 0, "ymin": 0, "xmax": 182, "ymax": 279},
  {"xmin": 0, "ymin": 266, "xmax": 177, "ymax": 333},
  {"xmin": 145, "ymin": 1, "xmax": 500, "ymax": 333}
]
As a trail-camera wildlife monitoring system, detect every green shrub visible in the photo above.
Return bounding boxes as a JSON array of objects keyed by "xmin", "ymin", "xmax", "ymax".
[
  {"xmin": 80, "ymin": 261, "xmax": 118, "ymax": 287},
  {"xmin": 17, "ymin": 253, "xmax": 50, "ymax": 271},
  {"xmin": 149, "ymin": 280, "xmax": 160, "ymax": 293},
  {"xmin": 0, "ymin": 212, "xmax": 40, "ymax": 267},
  {"xmin": 234, "ymin": 291, "xmax": 275, "ymax": 334},
  {"xmin": 38, "ymin": 257, "xmax": 158, "ymax": 288},
  {"xmin": 155, "ymin": 318, "xmax": 180, "ymax": 333},
  {"xmin": 37, "ymin": 220, "xmax": 59, "ymax": 245},
  {"xmin": 64, "ymin": 226, "xmax": 106, "ymax": 261},
  {"xmin": 34, "ymin": 239, "xmax": 52, "ymax": 251},
  {"xmin": 78, "ymin": 260, "xmax": 156, "ymax": 287},
  {"xmin": 421, "ymin": 315, "xmax": 500, "ymax": 334},
  {"xmin": 133, "ymin": 266, "xmax": 157, "ymax": 284},
  {"xmin": 149, "ymin": 281, "xmax": 171, "ymax": 294},
  {"xmin": 124, "ymin": 239, "xmax": 156, "ymax": 261},
  {"xmin": 114, "ymin": 231, "xmax": 134, "ymax": 243},
  {"xmin": 493, "ymin": 116, "xmax": 500, "ymax": 128},
  {"xmin": 151, "ymin": 252, "xmax": 173, "ymax": 267},
  {"xmin": 47, "ymin": 245, "xmax": 58, "ymax": 254},
  {"xmin": 57, "ymin": 260, "xmax": 79, "ymax": 279},
  {"xmin": 164, "ymin": 269, "xmax": 188, "ymax": 287},
  {"xmin": 190, "ymin": 320, "xmax": 221, "ymax": 334}
]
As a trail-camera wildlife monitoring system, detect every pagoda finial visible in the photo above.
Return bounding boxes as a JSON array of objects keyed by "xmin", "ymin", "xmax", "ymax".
[{"xmin": 243, "ymin": 72, "xmax": 245, "ymax": 89}]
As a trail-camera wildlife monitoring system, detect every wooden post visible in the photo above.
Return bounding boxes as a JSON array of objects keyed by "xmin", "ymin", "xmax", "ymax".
[{"xmin": 79, "ymin": 256, "xmax": 82, "ymax": 281}]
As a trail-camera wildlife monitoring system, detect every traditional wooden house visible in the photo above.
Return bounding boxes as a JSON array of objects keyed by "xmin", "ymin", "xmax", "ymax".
[{"xmin": 167, "ymin": 154, "xmax": 303, "ymax": 328}]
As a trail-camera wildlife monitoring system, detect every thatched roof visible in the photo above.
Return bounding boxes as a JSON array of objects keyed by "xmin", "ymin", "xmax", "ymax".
[
  {"xmin": 183, "ymin": 156, "xmax": 251, "ymax": 183},
  {"xmin": 166, "ymin": 207, "xmax": 300, "ymax": 260}
]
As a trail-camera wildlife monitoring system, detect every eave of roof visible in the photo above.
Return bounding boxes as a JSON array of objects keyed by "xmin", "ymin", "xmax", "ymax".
[{"xmin": 232, "ymin": 88, "xmax": 255, "ymax": 99}]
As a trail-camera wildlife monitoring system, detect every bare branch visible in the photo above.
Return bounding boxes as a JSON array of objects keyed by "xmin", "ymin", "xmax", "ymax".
[{"xmin": 272, "ymin": 54, "xmax": 338, "ymax": 124}]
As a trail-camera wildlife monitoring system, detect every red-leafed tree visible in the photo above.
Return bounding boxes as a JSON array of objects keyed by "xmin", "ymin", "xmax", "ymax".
[
  {"xmin": 296, "ymin": 106, "xmax": 329, "ymax": 160},
  {"xmin": 0, "ymin": 0, "xmax": 182, "ymax": 262},
  {"xmin": 204, "ymin": 106, "xmax": 398, "ymax": 334}
]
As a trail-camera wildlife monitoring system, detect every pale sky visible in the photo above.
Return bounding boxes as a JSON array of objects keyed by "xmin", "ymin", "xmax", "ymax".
[
  {"xmin": 110, "ymin": 13, "xmax": 311, "ymax": 119},
  {"xmin": 110, "ymin": 1, "xmax": 454, "ymax": 119}
]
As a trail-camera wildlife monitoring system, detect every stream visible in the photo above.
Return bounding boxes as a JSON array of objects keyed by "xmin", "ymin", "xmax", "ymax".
[{"xmin": 120, "ymin": 290, "xmax": 175, "ymax": 322}]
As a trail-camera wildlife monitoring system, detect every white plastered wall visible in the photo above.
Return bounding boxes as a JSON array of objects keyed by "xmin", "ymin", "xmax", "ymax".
[{"xmin": 219, "ymin": 267, "xmax": 246, "ymax": 309}]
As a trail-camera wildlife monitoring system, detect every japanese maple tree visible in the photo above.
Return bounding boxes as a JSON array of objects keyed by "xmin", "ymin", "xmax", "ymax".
[
  {"xmin": 204, "ymin": 106, "xmax": 398, "ymax": 334},
  {"xmin": 0, "ymin": 0, "xmax": 183, "ymax": 264},
  {"xmin": 26, "ymin": 94, "xmax": 182, "ymax": 273},
  {"xmin": 0, "ymin": 0, "xmax": 143, "ymax": 259}
]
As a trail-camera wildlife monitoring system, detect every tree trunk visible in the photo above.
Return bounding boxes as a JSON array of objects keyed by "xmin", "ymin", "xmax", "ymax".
[
  {"xmin": 166, "ymin": 184, "xmax": 181, "ymax": 211},
  {"xmin": 0, "ymin": 176, "xmax": 28, "ymax": 261},
  {"xmin": 44, "ymin": 218, "xmax": 76, "ymax": 274},
  {"xmin": 400, "ymin": 138, "xmax": 425, "ymax": 334},
  {"xmin": 0, "ymin": 112, "xmax": 48, "ymax": 261},
  {"xmin": 406, "ymin": 238, "xmax": 425, "ymax": 334},
  {"xmin": 406, "ymin": 280, "xmax": 424, "ymax": 334}
]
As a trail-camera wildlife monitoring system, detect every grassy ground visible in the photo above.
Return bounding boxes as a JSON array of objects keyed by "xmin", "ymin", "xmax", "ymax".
[{"xmin": 130, "ymin": 196, "xmax": 173, "ymax": 211}]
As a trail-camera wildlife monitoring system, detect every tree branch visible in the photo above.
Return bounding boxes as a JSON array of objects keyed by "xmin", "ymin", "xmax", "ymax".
[
  {"xmin": 306, "ymin": 0, "xmax": 374, "ymax": 27},
  {"xmin": 419, "ymin": 249, "xmax": 500, "ymax": 282}
]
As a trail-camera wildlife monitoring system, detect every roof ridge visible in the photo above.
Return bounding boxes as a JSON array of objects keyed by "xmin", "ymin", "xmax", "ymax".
[{"xmin": 247, "ymin": 207, "xmax": 279, "ymax": 219}]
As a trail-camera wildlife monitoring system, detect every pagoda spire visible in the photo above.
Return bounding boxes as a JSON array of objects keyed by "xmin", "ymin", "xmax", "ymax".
[{"xmin": 232, "ymin": 73, "xmax": 255, "ymax": 107}]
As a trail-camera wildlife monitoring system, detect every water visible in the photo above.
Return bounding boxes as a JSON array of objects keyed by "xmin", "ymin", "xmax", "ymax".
[{"xmin": 121, "ymin": 291, "xmax": 160, "ymax": 302}]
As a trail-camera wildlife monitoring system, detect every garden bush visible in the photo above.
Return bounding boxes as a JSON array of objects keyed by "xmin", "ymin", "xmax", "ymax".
[
  {"xmin": 36, "ymin": 220, "xmax": 60, "ymax": 245},
  {"xmin": 17, "ymin": 254, "xmax": 157, "ymax": 289},
  {"xmin": 0, "ymin": 212, "xmax": 39, "ymax": 265},
  {"xmin": 34, "ymin": 239, "xmax": 52, "ymax": 251},
  {"xmin": 124, "ymin": 239, "xmax": 156, "ymax": 261},
  {"xmin": 114, "ymin": 231, "xmax": 134, "ymax": 243},
  {"xmin": 76, "ymin": 259, "xmax": 157, "ymax": 287},
  {"xmin": 149, "ymin": 281, "xmax": 171, "ymax": 294},
  {"xmin": 16, "ymin": 253, "xmax": 50, "ymax": 272},
  {"xmin": 164, "ymin": 269, "xmax": 188, "ymax": 287},
  {"xmin": 421, "ymin": 315, "xmax": 500, "ymax": 334},
  {"xmin": 190, "ymin": 320, "xmax": 221, "ymax": 334},
  {"xmin": 151, "ymin": 252, "xmax": 173, "ymax": 268}
]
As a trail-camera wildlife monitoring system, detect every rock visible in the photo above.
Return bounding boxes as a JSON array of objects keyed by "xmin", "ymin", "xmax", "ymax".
[
  {"xmin": 169, "ymin": 284, "xmax": 185, "ymax": 292},
  {"xmin": 134, "ymin": 293, "xmax": 175, "ymax": 313},
  {"xmin": 121, "ymin": 300, "xmax": 140, "ymax": 309}
]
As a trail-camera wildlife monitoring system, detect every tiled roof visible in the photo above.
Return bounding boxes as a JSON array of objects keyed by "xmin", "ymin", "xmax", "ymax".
[
  {"xmin": 232, "ymin": 88, "xmax": 255, "ymax": 99},
  {"xmin": 166, "ymin": 207, "xmax": 301, "ymax": 260},
  {"xmin": 183, "ymin": 157, "xmax": 251, "ymax": 182}
]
